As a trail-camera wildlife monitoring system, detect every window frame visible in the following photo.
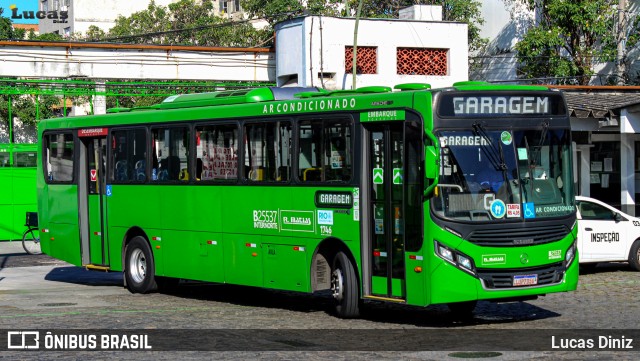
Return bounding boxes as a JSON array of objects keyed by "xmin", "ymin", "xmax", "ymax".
[
  {"xmin": 42, "ymin": 131, "xmax": 76, "ymax": 184},
  {"xmin": 194, "ymin": 121, "xmax": 240, "ymax": 184},
  {"xmin": 242, "ymin": 118, "xmax": 293, "ymax": 184},
  {"xmin": 294, "ymin": 115, "xmax": 355, "ymax": 185},
  {"xmin": 150, "ymin": 124, "xmax": 192, "ymax": 184},
  {"xmin": 109, "ymin": 126, "xmax": 150, "ymax": 184}
]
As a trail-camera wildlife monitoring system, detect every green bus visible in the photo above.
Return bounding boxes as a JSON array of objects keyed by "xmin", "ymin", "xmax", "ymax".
[
  {"xmin": 37, "ymin": 82, "xmax": 578, "ymax": 317},
  {"xmin": 1, "ymin": 143, "xmax": 38, "ymax": 241}
]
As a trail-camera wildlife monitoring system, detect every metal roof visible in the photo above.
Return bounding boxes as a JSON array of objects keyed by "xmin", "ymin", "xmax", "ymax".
[{"xmin": 563, "ymin": 92, "xmax": 640, "ymax": 119}]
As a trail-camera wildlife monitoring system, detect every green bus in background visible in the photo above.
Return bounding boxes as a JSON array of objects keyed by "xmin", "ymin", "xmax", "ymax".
[
  {"xmin": 0, "ymin": 143, "xmax": 37, "ymax": 241},
  {"xmin": 37, "ymin": 82, "xmax": 578, "ymax": 318}
]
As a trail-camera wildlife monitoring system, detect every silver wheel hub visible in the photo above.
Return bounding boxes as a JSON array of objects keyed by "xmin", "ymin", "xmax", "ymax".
[
  {"xmin": 129, "ymin": 248, "xmax": 147, "ymax": 284},
  {"xmin": 331, "ymin": 268, "xmax": 344, "ymax": 301}
]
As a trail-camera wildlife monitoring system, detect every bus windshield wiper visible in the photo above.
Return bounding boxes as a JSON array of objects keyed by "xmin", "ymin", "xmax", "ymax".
[
  {"xmin": 472, "ymin": 122, "xmax": 508, "ymax": 172},
  {"xmin": 473, "ymin": 121, "xmax": 512, "ymax": 199}
]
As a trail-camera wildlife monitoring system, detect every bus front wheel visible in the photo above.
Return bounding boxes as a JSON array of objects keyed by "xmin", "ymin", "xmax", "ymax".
[
  {"xmin": 125, "ymin": 236, "xmax": 157, "ymax": 293},
  {"xmin": 331, "ymin": 251, "xmax": 360, "ymax": 318}
]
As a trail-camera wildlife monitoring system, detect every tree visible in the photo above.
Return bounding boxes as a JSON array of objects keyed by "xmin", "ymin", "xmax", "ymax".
[
  {"xmin": 510, "ymin": 0, "xmax": 621, "ymax": 85},
  {"xmin": 105, "ymin": 0, "xmax": 268, "ymax": 47},
  {"xmin": 0, "ymin": 8, "xmax": 15, "ymax": 39},
  {"xmin": 241, "ymin": 0, "xmax": 342, "ymax": 26}
]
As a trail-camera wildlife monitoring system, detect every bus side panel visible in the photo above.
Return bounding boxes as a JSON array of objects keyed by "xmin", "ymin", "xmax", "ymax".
[
  {"xmin": 159, "ymin": 186, "xmax": 224, "ymax": 282},
  {"xmin": 45, "ymin": 184, "xmax": 81, "ymax": 266},
  {"xmin": 223, "ymin": 233, "xmax": 263, "ymax": 287},
  {"xmin": 263, "ymin": 238, "xmax": 310, "ymax": 292},
  {"xmin": 106, "ymin": 185, "xmax": 162, "ymax": 270},
  {"xmin": 162, "ymin": 230, "xmax": 224, "ymax": 283},
  {"xmin": 0, "ymin": 168, "xmax": 16, "ymax": 240},
  {"xmin": 11, "ymin": 167, "xmax": 38, "ymax": 238}
]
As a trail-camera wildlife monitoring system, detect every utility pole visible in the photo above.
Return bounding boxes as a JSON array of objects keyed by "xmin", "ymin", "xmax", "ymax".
[
  {"xmin": 616, "ymin": 0, "xmax": 627, "ymax": 85},
  {"xmin": 352, "ymin": 0, "xmax": 364, "ymax": 90}
]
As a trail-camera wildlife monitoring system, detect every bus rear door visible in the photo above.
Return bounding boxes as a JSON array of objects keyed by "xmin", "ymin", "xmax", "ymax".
[{"xmin": 78, "ymin": 129, "xmax": 109, "ymax": 267}]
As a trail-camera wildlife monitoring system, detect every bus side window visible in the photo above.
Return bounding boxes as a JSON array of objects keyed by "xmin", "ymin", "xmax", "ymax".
[
  {"xmin": 298, "ymin": 118, "xmax": 351, "ymax": 183},
  {"xmin": 111, "ymin": 129, "xmax": 146, "ymax": 183},
  {"xmin": 196, "ymin": 124, "xmax": 238, "ymax": 182},
  {"xmin": 244, "ymin": 120, "xmax": 291, "ymax": 183},
  {"xmin": 152, "ymin": 127, "xmax": 190, "ymax": 183},
  {"xmin": 44, "ymin": 133, "xmax": 75, "ymax": 182}
]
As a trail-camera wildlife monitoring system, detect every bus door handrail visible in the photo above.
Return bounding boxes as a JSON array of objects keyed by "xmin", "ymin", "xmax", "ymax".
[{"xmin": 424, "ymin": 128, "xmax": 439, "ymax": 197}]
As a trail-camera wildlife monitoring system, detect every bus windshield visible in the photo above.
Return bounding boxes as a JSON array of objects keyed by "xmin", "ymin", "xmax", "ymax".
[{"xmin": 433, "ymin": 126, "xmax": 574, "ymax": 222}]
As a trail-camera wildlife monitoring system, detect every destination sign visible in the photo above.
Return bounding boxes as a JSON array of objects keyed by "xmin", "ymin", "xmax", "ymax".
[
  {"xmin": 78, "ymin": 128, "xmax": 108, "ymax": 137},
  {"xmin": 438, "ymin": 93, "xmax": 566, "ymax": 117},
  {"xmin": 315, "ymin": 191, "xmax": 353, "ymax": 209}
]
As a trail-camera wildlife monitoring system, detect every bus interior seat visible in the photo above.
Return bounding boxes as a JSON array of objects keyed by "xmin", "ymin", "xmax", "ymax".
[
  {"xmin": 303, "ymin": 167, "xmax": 322, "ymax": 181},
  {"xmin": 115, "ymin": 160, "xmax": 129, "ymax": 181},
  {"xmin": 135, "ymin": 159, "xmax": 146, "ymax": 181},
  {"xmin": 249, "ymin": 167, "xmax": 265, "ymax": 181}
]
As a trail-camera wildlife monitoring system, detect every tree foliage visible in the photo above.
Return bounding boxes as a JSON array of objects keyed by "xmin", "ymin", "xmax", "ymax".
[
  {"xmin": 510, "ymin": 0, "xmax": 620, "ymax": 84},
  {"xmin": 103, "ymin": 0, "xmax": 269, "ymax": 47},
  {"xmin": 0, "ymin": 94, "xmax": 61, "ymax": 127}
]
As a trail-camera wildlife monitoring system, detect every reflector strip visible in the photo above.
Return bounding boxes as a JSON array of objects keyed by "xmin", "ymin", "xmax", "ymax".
[
  {"xmin": 41, "ymin": 229, "xmax": 49, "ymax": 233},
  {"xmin": 152, "ymin": 237, "xmax": 161, "ymax": 241},
  {"xmin": 293, "ymin": 246, "xmax": 305, "ymax": 251},
  {"xmin": 207, "ymin": 240, "xmax": 217, "ymax": 245},
  {"xmin": 373, "ymin": 251, "xmax": 381, "ymax": 257},
  {"xmin": 93, "ymin": 232, "xmax": 101, "ymax": 236},
  {"xmin": 246, "ymin": 243, "xmax": 257, "ymax": 248}
]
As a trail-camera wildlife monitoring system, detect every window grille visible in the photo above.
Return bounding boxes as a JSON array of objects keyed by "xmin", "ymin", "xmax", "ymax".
[{"xmin": 396, "ymin": 48, "xmax": 448, "ymax": 76}]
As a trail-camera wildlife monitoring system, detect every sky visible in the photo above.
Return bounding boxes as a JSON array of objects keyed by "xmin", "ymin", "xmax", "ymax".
[{"xmin": 2, "ymin": 0, "xmax": 41, "ymax": 25}]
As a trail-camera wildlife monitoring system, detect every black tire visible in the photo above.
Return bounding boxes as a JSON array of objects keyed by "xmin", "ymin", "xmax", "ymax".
[
  {"xmin": 448, "ymin": 300, "xmax": 477, "ymax": 317},
  {"xmin": 22, "ymin": 228, "xmax": 41, "ymax": 255},
  {"xmin": 629, "ymin": 240, "xmax": 640, "ymax": 271},
  {"xmin": 124, "ymin": 236, "xmax": 157, "ymax": 293},
  {"xmin": 331, "ymin": 251, "xmax": 360, "ymax": 318}
]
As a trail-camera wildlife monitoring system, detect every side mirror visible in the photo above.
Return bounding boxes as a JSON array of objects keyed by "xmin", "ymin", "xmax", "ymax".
[
  {"xmin": 424, "ymin": 145, "xmax": 439, "ymax": 197},
  {"xmin": 614, "ymin": 212, "xmax": 622, "ymax": 222},
  {"xmin": 425, "ymin": 145, "xmax": 438, "ymax": 179}
]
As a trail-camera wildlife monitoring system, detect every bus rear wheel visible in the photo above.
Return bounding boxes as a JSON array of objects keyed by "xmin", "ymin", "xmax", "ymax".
[
  {"xmin": 331, "ymin": 251, "xmax": 360, "ymax": 318},
  {"xmin": 125, "ymin": 236, "xmax": 157, "ymax": 293}
]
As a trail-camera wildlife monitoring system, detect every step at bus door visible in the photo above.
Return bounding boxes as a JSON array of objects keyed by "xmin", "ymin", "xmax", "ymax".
[
  {"xmin": 364, "ymin": 123, "xmax": 408, "ymax": 300},
  {"xmin": 78, "ymin": 133, "xmax": 109, "ymax": 267}
]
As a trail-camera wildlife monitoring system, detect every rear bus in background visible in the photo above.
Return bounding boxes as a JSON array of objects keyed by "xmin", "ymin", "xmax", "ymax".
[
  {"xmin": 37, "ymin": 83, "xmax": 578, "ymax": 318},
  {"xmin": 0, "ymin": 143, "xmax": 37, "ymax": 241}
]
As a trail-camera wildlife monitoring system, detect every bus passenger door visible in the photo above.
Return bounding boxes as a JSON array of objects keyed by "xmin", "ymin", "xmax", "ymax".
[
  {"xmin": 78, "ymin": 136, "xmax": 109, "ymax": 267},
  {"xmin": 364, "ymin": 123, "xmax": 407, "ymax": 300}
]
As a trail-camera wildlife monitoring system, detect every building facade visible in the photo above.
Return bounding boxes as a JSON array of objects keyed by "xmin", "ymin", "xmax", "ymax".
[{"xmin": 274, "ymin": 8, "xmax": 468, "ymax": 90}]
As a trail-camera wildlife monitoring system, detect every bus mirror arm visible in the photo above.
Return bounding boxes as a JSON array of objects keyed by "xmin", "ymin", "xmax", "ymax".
[{"xmin": 423, "ymin": 130, "xmax": 439, "ymax": 198}]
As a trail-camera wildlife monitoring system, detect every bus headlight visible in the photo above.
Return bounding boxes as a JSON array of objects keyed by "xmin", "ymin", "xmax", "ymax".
[
  {"xmin": 457, "ymin": 254, "xmax": 473, "ymax": 271},
  {"xmin": 434, "ymin": 241, "xmax": 476, "ymax": 275},
  {"xmin": 436, "ymin": 243, "xmax": 454, "ymax": 262},
  {"xmin": 565, "ymin": 242, "xmax": 576, "ymax": 266}
]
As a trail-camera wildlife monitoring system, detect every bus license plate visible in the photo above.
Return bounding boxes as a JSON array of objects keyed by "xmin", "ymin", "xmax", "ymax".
[{"xmin": 513, "ymin": 274, "xmax": 538, "ymax": 286}]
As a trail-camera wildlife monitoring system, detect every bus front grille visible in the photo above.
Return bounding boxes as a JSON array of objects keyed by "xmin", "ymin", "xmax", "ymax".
[
  {"xmin": 476, "ymin": 262, "xmax": 565, "ymax": 289},
  {"xmin": 467, "ymin": 225, "xmax": 570, "ymax": 247}
]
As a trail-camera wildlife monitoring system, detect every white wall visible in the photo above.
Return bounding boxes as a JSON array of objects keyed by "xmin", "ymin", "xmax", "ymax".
[
  {"xmin": 0, "ymin": 43, "xmax": 274, "ymax": 82},
  {"xmin": 275, "ymin": 16, "xmax": 468, "ymax": 89}
]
